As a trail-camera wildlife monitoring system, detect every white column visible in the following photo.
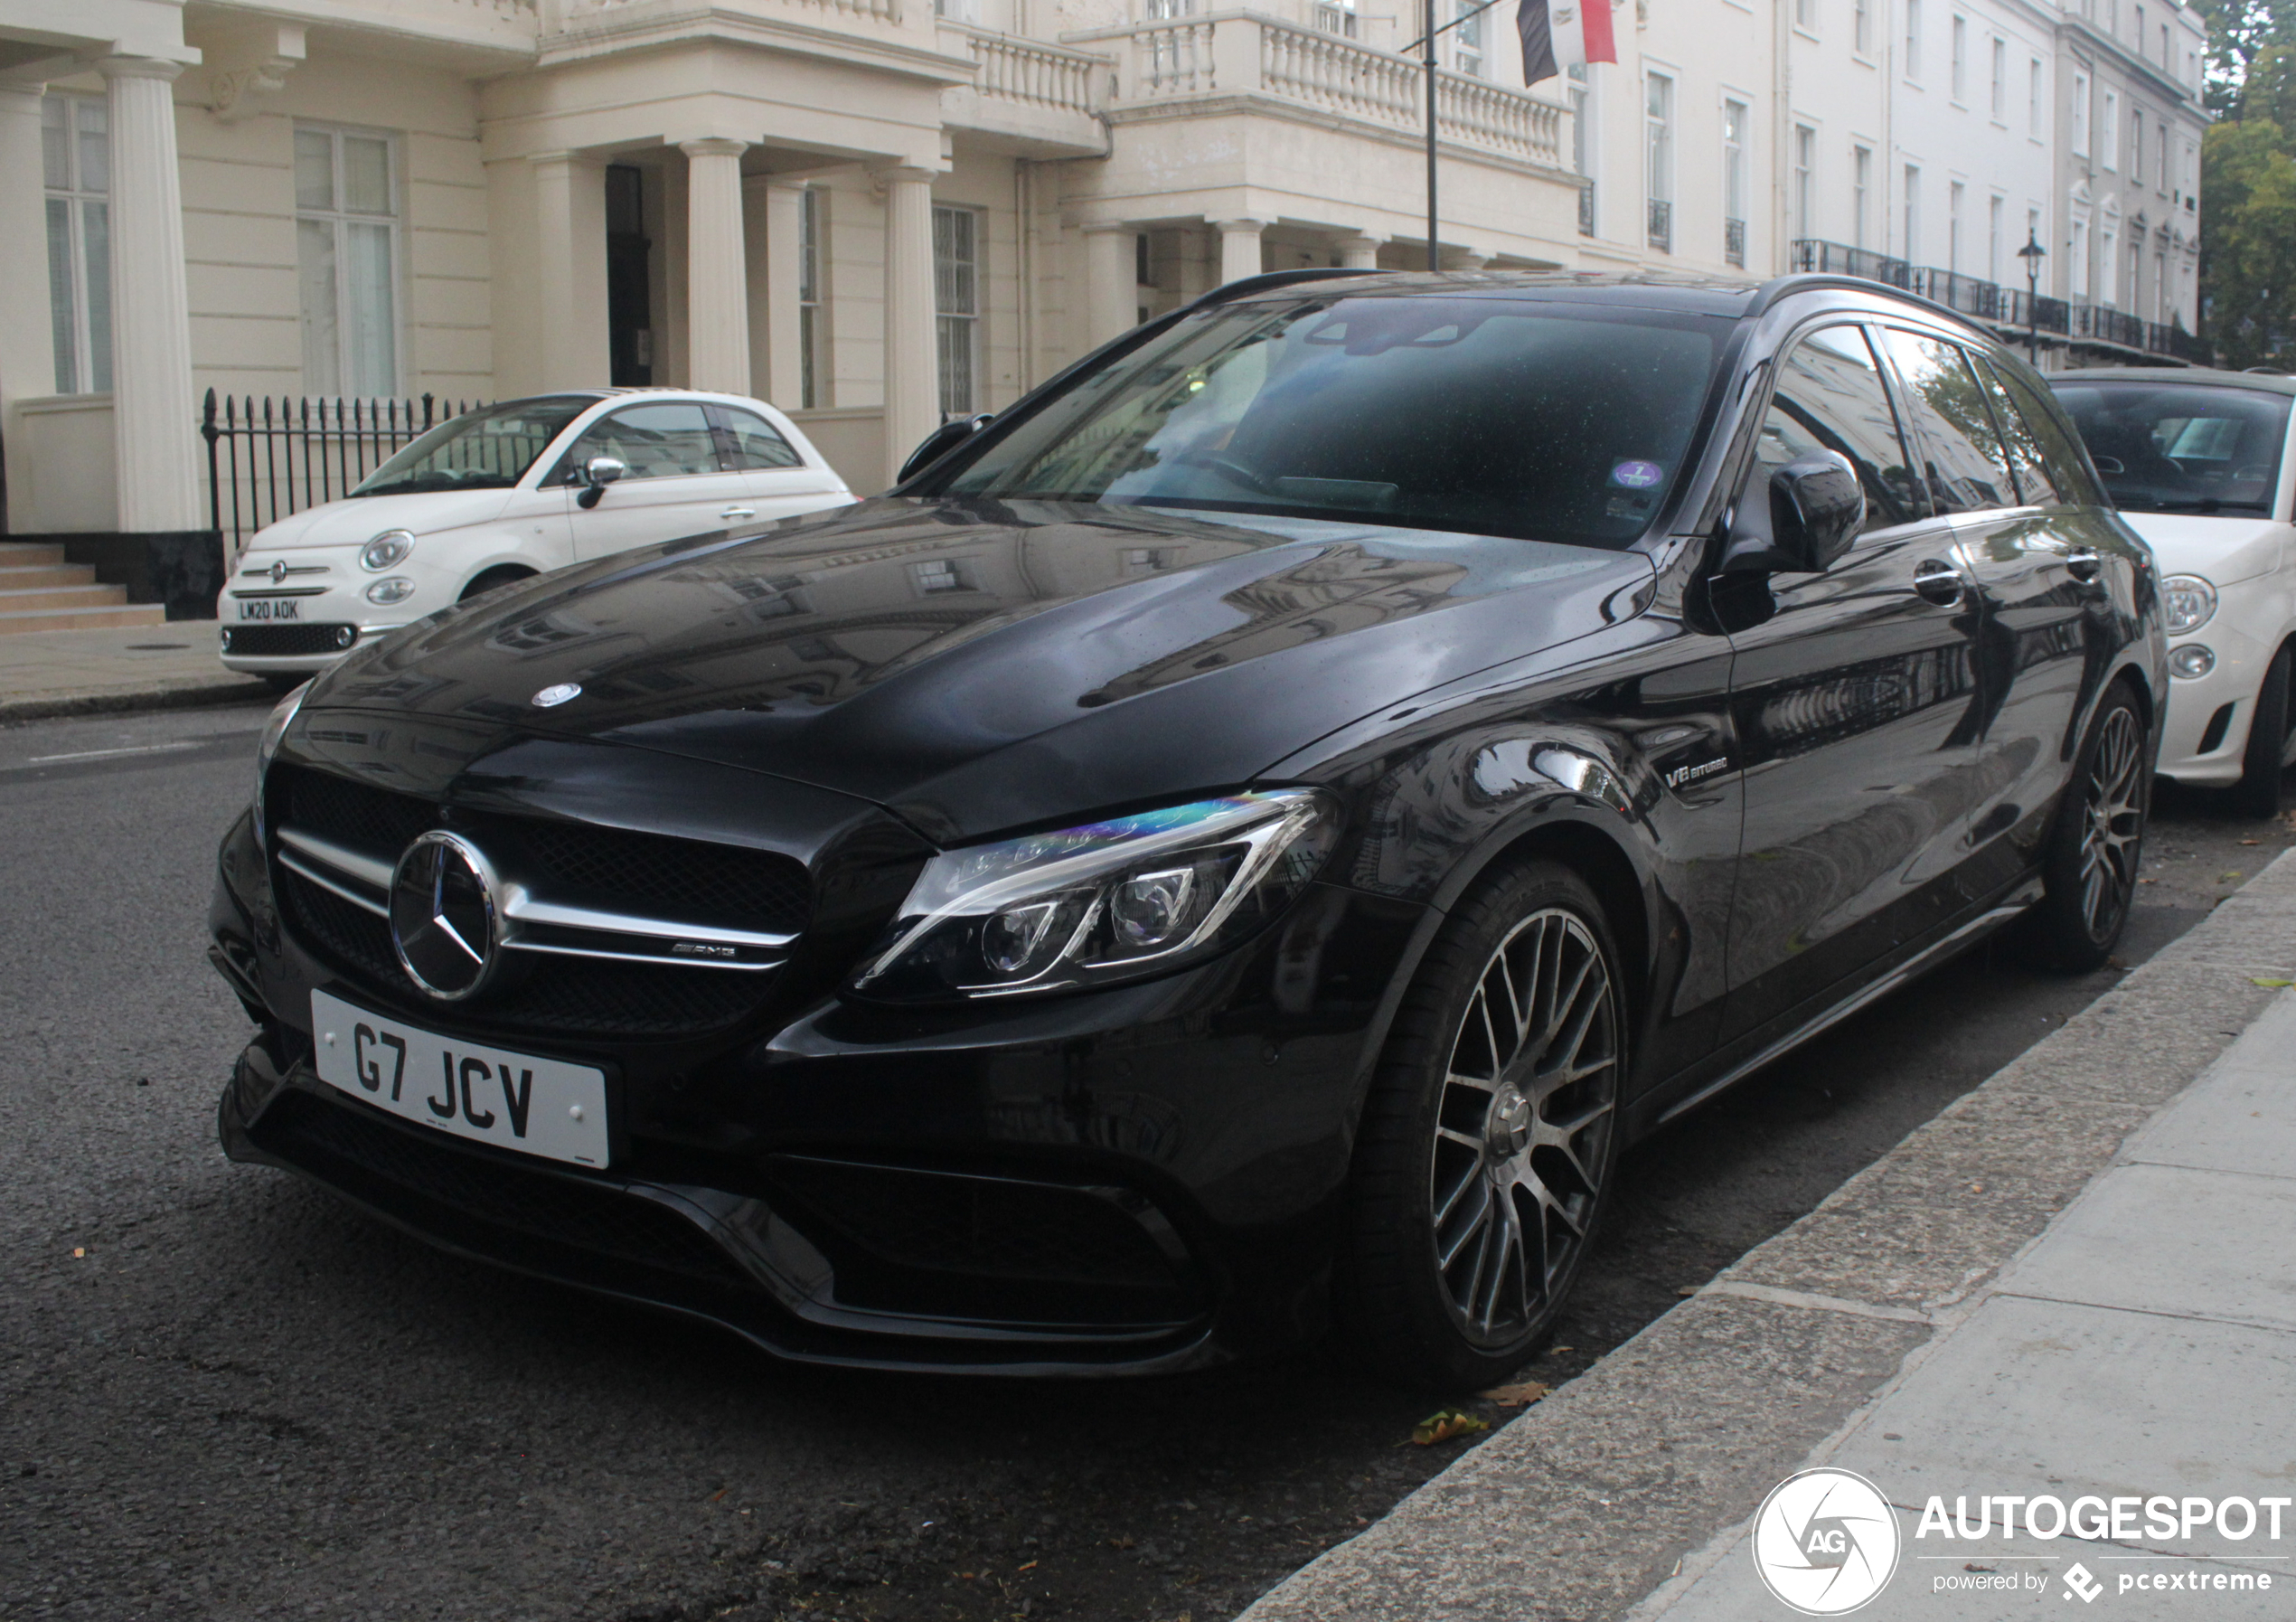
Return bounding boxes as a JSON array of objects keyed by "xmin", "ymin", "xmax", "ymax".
[
  {"xmin": 681, "ymin": 139, "xmax": 751, "ymax": 395},
  {"xmin": 529, "ymin": 151, "xmax": 610, "ymax": 391},
  {"xmin": 1334, "ymin": 233, "xmax": 1385, "ymax": 270},
  {"xmin": 879, "ymin": 164, "xmax": 938, "ymax": 488},
  {"xmin": 99, "ymin": 58, "xmax": 200, "ymax": 533},
  {"xmin": 1083, "ymin": 222, "xmax": 1136, "ymax": 346},
  {"xmin": 757, "ymin": 178, "xmax": 807, "ymax": 409},
  {"xmin": 0, "ymin": 86, "xmax": 52, "ymax": 532},
  {"xmin": 1216, "ymin": 217, "xmax": 1268, "ymax": 285}
]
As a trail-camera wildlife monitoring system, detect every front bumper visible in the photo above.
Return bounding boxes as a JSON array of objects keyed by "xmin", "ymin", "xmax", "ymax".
[
  {"xmin": 210, "ymin": 806, "xmax": 1426, "ymax": 1373},
  {"xmin": 2160, "ymin": 618, "xmax": 2274, "ymax": 785},
  {"xmin": 218, "ymin": 620, "xmax": 399, "ymax": 674}
]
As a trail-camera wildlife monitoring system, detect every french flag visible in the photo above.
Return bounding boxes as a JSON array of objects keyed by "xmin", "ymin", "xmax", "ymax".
[{"xmin": 1518, "ymin": 0, "xmax": 1616, "ymax": 84}]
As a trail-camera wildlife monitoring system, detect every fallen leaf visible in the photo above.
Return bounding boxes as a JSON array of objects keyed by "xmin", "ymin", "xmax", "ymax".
[
  {"xmin": 2252, "ymin": 977, "xmax": 2293, "ymax": 988},
  {"xmin": 2242, "ymin": 839, "xmax": 2263, "ymax": 845},
  {"xmin": 708, "ymin": 1487, "xmax": 728, "ymax": 1502},
  {"xmin": 1410, "ymin": 1410, "xmax": 1489, "ymax": 1446},
  {"xmin": 1018, "ymin": 1561, "xmax": 1039, "ymax": 1572},
  {"xmin": 1108, "ymin": 1536, "xmax": 1136, "ymax": 1551},
  {"xmin": 1549, "ymin": 1345, "xmax": 1574, "ymax": 1355},
  {"xmin": 2139, "ymin": 877, "xmax": 2158, "ymax": 884},
  {"xmin": 71, "ymin": 1248, "xmax": 83, "ymax": 1259},
  {"xmin": 1676, "ymin": 1285, "xmax": 1698, "ymax": 1297},
  {"xmin": 1478, "ymin": 1381, "xmax": 1550, "ymax": 1408}
]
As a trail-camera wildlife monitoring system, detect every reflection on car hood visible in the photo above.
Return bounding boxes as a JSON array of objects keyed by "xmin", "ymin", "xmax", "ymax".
[
  {"xmin": 248, "ymin": 488, "xmax": 522, "ymax": 550},
  {"xmin": 2116, "ymin": 512, "xmax": 2291, "ymax": 586},
  {"xmin": 306, "ymin": 498, "xmax": 1651, "ymax": 842}
]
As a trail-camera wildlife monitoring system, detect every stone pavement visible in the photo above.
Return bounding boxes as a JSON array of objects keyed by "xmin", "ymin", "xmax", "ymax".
[
  {"xmin": 1240, "ymin": 852, "xmax": 2296, "ymax": 1622},
  {"xmin": 0, "ymin": 624, "xmax": 271, "ymax": 724}
]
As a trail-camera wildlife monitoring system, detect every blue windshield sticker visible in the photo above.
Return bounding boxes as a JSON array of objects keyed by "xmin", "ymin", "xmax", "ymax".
[{"xmin": 1610, "ymin": 460, "xmax": 1665, "ymax": 489}]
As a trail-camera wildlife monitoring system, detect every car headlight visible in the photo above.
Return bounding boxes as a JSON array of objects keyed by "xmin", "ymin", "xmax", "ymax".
[
  {"xmin": 359, "ymin": 530, "xmax": 416, "ymax": 572},
  {"xmin": 2162, "ymin": 573, "xmax": 2217, "ymax": 636},
  {"xmin": 852, "ymin": 788, "xmax": 1340, "ymax": 1001},
  {"xmin": 250, "ymin": 679, "xmax": 309, "ymax": 846},
  {"xmin": 364, "ymin": 577, "xmax": 416, "ymax": 606}
]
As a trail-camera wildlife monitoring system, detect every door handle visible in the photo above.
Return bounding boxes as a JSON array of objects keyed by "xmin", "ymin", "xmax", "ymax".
[
  {"xmin": 1913, "ymin": 559, "xmax": 1968, "ymax": 607},
  {"xmin": 2065, "ymin": 545, "xmax": 2103, "ymax": 581},
  {"xmin": 719, "ymin": 505, "xmax": 757, "ymax": 521}
]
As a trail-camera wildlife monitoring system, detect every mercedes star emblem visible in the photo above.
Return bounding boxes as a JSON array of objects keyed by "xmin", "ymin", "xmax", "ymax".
[
  {"xmin": 388, "ymin": 831, "xmax": 502, "ymax": 1001},
  {"xmin": 531, "ymin": 683, "xmax": 581, "ymax": 709}
]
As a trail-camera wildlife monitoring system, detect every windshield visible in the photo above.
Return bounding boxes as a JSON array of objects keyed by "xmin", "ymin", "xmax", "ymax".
[
  {"xmin": 352, "ymin": 398, "xmax": 592, "ymax": 497},
  {"xmin": 922, "ymin": 296, "xmax": 1727, "ymax": 548},
  {"xmin": 2048, "ymin": 380, "xmax": 2291, "ymax": 517}
]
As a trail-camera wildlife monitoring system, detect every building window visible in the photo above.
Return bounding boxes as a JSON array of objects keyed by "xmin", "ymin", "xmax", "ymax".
[
  {"xmin": 41, "ymin": 93, "xmax": 108, "ymax": 397},
  {"xmin": 296, "ymin": 126, "xmax": 399, "ymax": 398},
  {"xmin": 798, "ymin": 188, "xmax": 823, "ymax": 410},
  {"xmin": 1855, "ymin": 0, "xmax": 1872, "ymax": 52},
  {"xmin": 2129, "ymin": 236, "xmax": 2142, "ymax": 313},
  {"xmin": 1949, "ymin": 180, "xmax": 1964, "ymax": 271},
  {"xmin": 1570, "ymin": 64, "xmax": 1596, "ymax": 237},
  {"xmin": 1645, "ymin": 72, "xmax": 1674, "ymax": 251},
  {"xmin": 933, "ymin": 204, "xmax": 980, "ymax": 420},
  {"xmin": 1313, "ymin": 0, "xmax": 1358, "ymax": 36},
  {"xmin": 934, "ymin": 0, "xmax": 981, "ymax": 19},
  {"xmin": 1796, "ymin": 0, "xmax": 1816, "ymax": 32},
  {"xmin": 1988, "ymin": 193, "xmax": 2003, "ymax": 281},
  {"xmin": 1853, "ymin": 144, "xmax": 1873, "ymax": 248},
  {"xmin": 2101, "ymin": 90, "xmax": 2118, "ymax": 171},
  {"xmin": 2131, "ymin": 112, "xmax": 2143, "ymax": 178},
  {"xmin": 2101, "ymin": 224, "xmax": 2117, "ymax": 306},
  {"xmin": 2154, "ymin": 248, "xmax": 2168, "ymax": 320},
  {"xmin": 1905, "ymin": 0, "xmax": 1922, "ymax": 78},
  {"xmin": 1722, "ymin": 100, "xmax": 1749, "ymax": 265},
  {"xmin": 2133, "ymin": 5, "xmax": 2144, "ymax": 52},
  {"xmin": 2070, "ymin": 72, "xmax": 2089, "ymax": 157},
  {"xmin": 1793, "ymin": 125, "xmax": 1816, "ymax": 242},
  {"xmin": 2028, "ymin": 59, "xmax": 2043, "ymax": 137},
  {"xmin": 1903, "ymin": 164, "xmax": 1920, "ymax": 259},
  {"xmin": 2070, "ymin": 215, "xmax": 2089, "ymax": 297},
  {"xmin": 1991, "ymin": 38, "xmax": 2007, "ymax": 120},
  {"xmin": 1952, "ymin": 15, "xmax": 1968, "ymax": 101},
  {"xmin": 1454, "ymin": 0, "xmax": 1485, "ymax": 77}
]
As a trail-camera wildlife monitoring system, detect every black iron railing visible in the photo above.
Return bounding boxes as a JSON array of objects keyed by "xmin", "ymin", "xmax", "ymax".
[
  {"xmin": 1788, "ymin": 240, "xmax": 2211, "ymax": 365},
  {"xmin": 201, "ymin": 391, "xmax": 487, "ymax": 552}
]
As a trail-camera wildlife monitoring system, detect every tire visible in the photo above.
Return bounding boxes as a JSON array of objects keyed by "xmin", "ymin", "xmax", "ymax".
[
  {"xmin": 1341, "ymin": 860, "xmax": 1625, "ymax": 1391},
  {"xmin": 2231, "ymin": 642, "xmax": 2294, "ymax": 821},
  {"xmin": 458, "ymin": 566, "xmax": 535, "ymax": 604},
  {"xmin": 2020, "ymin": 682, "xmax": 2150, "ymax": 972}
]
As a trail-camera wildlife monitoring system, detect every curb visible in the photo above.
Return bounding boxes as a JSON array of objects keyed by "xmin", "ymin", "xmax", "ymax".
[
  {"xmin": 0, "ymin": 675, "xmax": 278, "ymax": 726},
  {"xmin": 1237, "ymin": 851, "xmax": 2296, "ymax": 1622}
]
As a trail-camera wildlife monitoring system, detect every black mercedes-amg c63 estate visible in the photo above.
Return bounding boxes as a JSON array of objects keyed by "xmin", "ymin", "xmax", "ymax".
[{"xmin": 211, "ymin": 269, "xmax": 2163, "ymax": 1387}]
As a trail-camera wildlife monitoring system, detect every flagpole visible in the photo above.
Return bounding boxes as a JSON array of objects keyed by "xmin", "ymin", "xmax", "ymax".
[{"xmin": 1425, "ymin": 0, "xmax": 1439, "ymax": 269}]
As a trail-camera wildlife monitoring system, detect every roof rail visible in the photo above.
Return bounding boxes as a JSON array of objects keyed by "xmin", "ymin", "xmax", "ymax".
[
  {"xmin": 1747, "ymin": 271, "xmax": 1981, "ymax": 329},
  {"xmin": 1184, "ymin": 267, "xmax": 1371, "ymax": 312}
]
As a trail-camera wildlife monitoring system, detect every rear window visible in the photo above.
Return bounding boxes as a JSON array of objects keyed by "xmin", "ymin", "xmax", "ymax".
[
  {"xmin": 2047, "ymin": 380, "xmax": 2291, "ymax": 516},
  {"xmin": 923, "ymin": 296, "xmax": 1728, "ymax": 549}
]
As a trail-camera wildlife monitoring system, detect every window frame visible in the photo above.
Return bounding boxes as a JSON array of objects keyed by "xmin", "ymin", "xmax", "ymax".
[
  {"xmin": 293, "ymin": 122, "xmax": 405, "ymax": 400},
  {"xmin": 933, "ymin": 202, "xmax": 983, "ymax": 420},
  {"xmin": 547, "ymin": 400, "xmax": 731, "ymax": 486},
  {"xmin": 1750, "ymin": 319, "xmax": 1931, "ymax": 538},
  {"xmin": 41, "ymin": 91, "xmax": 109, "ymax": 397},
  {"xmin": 798, "ymin": 186, "xmax": 825, "ymax": 410}
]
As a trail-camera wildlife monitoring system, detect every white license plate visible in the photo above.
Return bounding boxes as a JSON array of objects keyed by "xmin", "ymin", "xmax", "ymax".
[
  {"xmin": 309, "ymin": 990, "xmax": 610, "ymax": 1167},
  {"xmin": 238, "ymin": 599, "xmax": 302, "ymax": 621}
]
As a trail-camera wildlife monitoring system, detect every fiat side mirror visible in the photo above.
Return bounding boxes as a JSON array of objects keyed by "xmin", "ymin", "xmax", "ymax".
[
  {"xmin": 577, "ymin": 456, "xmax": 626, "ymax": 510},
  {"xmin": 898, "ymin": 414, "xmax": 993, "ymax": 486},
  {"xmin": 1721, "ymin": 452, "xmax": 1865, "ymax": 575}
]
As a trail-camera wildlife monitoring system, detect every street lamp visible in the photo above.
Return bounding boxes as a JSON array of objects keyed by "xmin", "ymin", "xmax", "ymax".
[{"xmin": 2016, "ymin": 230, "xmax": 2047, "ymax": 368}]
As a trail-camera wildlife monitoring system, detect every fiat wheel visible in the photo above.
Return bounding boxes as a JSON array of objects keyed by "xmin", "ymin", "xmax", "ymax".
[{"xmin": 1344, "ymin": 860, "xmax": 1624, "ymax": 1390}]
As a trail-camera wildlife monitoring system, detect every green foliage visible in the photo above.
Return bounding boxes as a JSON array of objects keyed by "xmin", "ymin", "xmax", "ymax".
[
  {"xmin": 2200, "ymin": 112, "xmax": 2296, "ymax": 366},
  {"xmin": 2193, "ymin": 0, "xmax": 2295, "ymax": 114}
]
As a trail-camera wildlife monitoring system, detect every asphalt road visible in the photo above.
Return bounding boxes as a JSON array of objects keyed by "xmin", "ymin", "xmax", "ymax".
[{"xmin": 3, "ymin": 700, "xmax": 2286, "ymax": 1622}]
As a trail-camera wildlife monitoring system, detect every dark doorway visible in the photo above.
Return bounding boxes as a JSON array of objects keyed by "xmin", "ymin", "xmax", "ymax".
[{"xmin": 607, "ymin": 165, "xmax": 653, "ymax": 387}]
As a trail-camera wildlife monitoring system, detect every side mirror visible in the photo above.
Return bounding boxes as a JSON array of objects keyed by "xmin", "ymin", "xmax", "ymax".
[
  {"xmin": 576, "ymin": 456, "xmax": 626, "ymax": 510},
  {"xmin": 898, "ymin": 414, "xmax": 993, "ymax": 486},
  {"xmin": 1722, "ymin": 452, "xmax": 1865, "ymax": 575}
]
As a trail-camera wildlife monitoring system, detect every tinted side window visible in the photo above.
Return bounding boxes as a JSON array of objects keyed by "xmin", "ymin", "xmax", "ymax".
[
  {"xmin": 1873, "ymin": 328, "xmax": 2016, "ymax": 514},
  {"xmin": 565, "ymin": 402, "xmax": 721, "ymax": 481},
  {"xmin": 1755, "ymin": 324, "xmax": 1924, "ymax": 533},
  {"xmin": 1968, "ymin": 354, "xmax": 2064, "ymax": 505},
  {"xmin": 2003, "ymin": 372, "xmax": 2108, "ymax": 506},
  {"xmin": 716, "ymin": 407, "xmax": 804, "ymax": 471}
]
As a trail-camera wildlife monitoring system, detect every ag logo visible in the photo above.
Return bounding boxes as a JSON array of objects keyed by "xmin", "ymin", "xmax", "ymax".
[{"xmin": 1750, "ymin": 1468, "xmax": 1902, "ymax": 1615}]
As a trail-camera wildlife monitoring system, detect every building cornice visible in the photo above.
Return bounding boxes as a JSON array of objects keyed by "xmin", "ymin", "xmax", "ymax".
[{"xmin": 538, "ymin": 4, "xmax": 976, "ymax": 86}]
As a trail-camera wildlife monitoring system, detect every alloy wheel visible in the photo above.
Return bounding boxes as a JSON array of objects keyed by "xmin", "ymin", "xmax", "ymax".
[
  {"xmin": 1427, "ymin": 908, "xmax": 1619, "ymax": 1348},
  {"xmin": 2079, "ymin": 706, "xmax": 2145, "ymax": 938}
]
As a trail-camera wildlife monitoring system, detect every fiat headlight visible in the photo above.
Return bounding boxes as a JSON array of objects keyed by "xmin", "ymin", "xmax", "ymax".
[
  {"xmin": 853, "ymin": 788, "xmax": 1339, "ymax": 1001},
  {"xmin": 359, "ymin": 530, "xmax": 416, "ymax": 572},
  {"xmin": 2162, "ymin": 573, "xmax": 2217, "ymax": 636},
  {"xmin": 250, "ymin": 679, "xmax": 309, "ymax": 846}
]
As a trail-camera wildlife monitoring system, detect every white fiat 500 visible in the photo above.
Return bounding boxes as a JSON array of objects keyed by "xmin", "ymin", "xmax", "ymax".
[
  {"xmin": 2051, "ymin": 368, "xmax": 2296, "ymax": 816},
  {"xmin": 220, "ymin": 389, "xmax": 853, "ymax": 687}
]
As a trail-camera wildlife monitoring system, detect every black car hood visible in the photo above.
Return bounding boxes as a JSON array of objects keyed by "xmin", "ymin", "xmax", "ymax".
[{"xmin": 312, "ymin": 498, "xmax": 1652, "ymax": 843}]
